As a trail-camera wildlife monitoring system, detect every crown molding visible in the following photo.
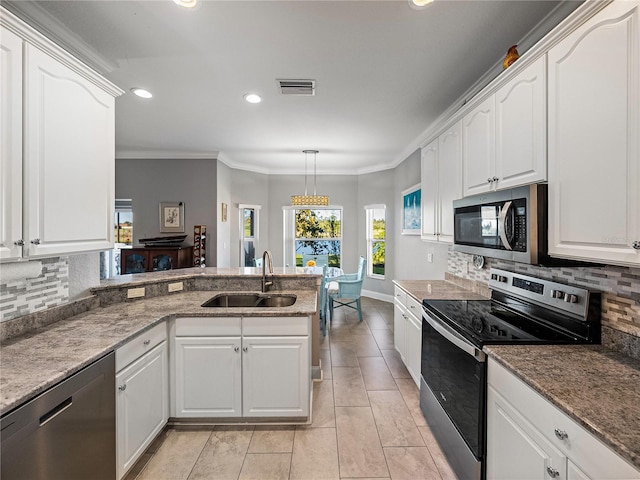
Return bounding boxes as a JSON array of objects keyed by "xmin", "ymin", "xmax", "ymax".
[{"xmin": 116, "ymin": 150, "xmax": 219, "ymax": 160}]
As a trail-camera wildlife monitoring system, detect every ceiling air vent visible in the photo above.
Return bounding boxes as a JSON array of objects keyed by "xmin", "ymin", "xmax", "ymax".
[{"xmin": 278, "ymin": 79, "xmax": 315, "ymax": 96}]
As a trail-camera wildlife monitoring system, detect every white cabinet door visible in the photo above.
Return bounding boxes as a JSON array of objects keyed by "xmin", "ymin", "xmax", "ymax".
[
  {"xmin": 487, "ymin": 385, "xmax": 567, "ymax": 480},
  {"xmin": 174, "ymin": 336, "xmax": 242, "ymax": 417},
  {"xmin": 405, "ymin": 311, "xmax": 422, "ymax": 388},
  {"xmin": 0, "ymin": 26, "xmax": 23, "ymax": 261},
  {"xmin": 567, "ymin": 460, "xmax": 592, "ymax": 480},
  {"xmin": 495, "ymin": 57, "xmax": 546, "ymax": 190},
  {"xmin": 116, "ymin": 341, "xmax": 168, "ymax": 480},
  {"xmin": 548, "ymin": 0, "xmax": 640, "ymax": 266},
  {"xmin": 23, "ymin": 43, "xmax": 115, "ymax": 258},
  {"xmin": 463, "ymin": 95, "xmax": 496, "ymax": 196},
  {"xmin": 421, "ymin": 139, "xmax": 439, "ymax": 241},
  {"xmin": 437, "ymin": 121, "xmax": 462, "ymax": 242},
  {"xmin": 242, "ymin": 336, "xmax": 310, "ymax": 417},
  {"xmin": 393, "ymin": 301, "xmax": 407, "ymax": 361}
]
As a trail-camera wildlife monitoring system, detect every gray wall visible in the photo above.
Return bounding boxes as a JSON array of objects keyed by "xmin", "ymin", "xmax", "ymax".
[
  {"xmin": 115, "ymin": 158, "xmax": 218, "ymax": 264},
  {"xmin": 217, "ymin": 161, "xmax": 232, "ymax": 267}
]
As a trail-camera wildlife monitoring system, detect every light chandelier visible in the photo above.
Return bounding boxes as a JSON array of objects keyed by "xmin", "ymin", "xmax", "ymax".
[{"xmin": 291, "ymin": 150, "xmax": 329, "ymax": 206}]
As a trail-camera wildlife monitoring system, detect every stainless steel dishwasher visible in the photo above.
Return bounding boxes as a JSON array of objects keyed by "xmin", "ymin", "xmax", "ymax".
[{"xmin": 1, "ymin": 352, "xmax": 116, "ymax": 480}]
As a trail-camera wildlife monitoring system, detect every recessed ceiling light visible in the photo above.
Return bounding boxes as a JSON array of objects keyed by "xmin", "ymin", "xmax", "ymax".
[
  {"xmin": 409, "ymin": 0, "xmax": 434, "ymax": 8},
  {"xmin": 173, "ymin": 0, "xmax": 198, "ymax": 8},
  {"xmin": 244, "ymin": 94, "xmax": 262, "ymax": 104},
  {"xmin": 131, "ymin": 88, "xmax": 153, "ymax": 99}
]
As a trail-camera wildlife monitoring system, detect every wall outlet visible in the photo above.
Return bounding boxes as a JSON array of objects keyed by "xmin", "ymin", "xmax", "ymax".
[
  {"xmin": 168, "ymin": 281, "xmax": 183, "ymax": 292},
  {"xmin": 127, "ymin": 287, "xmax": 145, "ymax": 299},
  {"xmin": 427, "ymin": 253, "xmax": 433, "ymax": 263}
]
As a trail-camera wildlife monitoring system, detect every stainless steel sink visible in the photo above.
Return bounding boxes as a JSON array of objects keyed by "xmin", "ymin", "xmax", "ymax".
[{"xmin": 201, "ymin": 293, "xmax": 297, "ymax": 308}]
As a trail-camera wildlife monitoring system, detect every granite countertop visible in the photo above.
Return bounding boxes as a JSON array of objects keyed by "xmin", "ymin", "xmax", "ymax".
[
  {"xmin": 485, "ymin": 344, "xmax": 640, "ymax": 470},
  {"xmin": 0, "ymin": 289, "xmax": 316, "ymax": 416},
  {"xmin": 393, "ymin": 279, "xmax": 488, "ymax": 302}
]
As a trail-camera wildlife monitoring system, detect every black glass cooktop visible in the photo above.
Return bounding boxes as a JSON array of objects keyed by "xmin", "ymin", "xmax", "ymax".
[{"xmin": 422, "ymin": 296, "xmax": 590, "ymax": 348}]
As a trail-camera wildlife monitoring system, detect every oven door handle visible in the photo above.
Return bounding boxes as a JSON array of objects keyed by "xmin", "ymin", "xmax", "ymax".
[
  {"xmin": 423, "ymin": 312, "xmax": 485, "ymax": 361},
  {"xmin": 499, "ymin": 200, "xmax": 514, "ymax": 251}
]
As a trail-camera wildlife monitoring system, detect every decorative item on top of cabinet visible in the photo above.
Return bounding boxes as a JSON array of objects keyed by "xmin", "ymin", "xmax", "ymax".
[
  {"xmin": 502, "ymin": 45, "xmax": 520, "ymax": 69},
  {"xmin": 193, "ymin": 225, "xmax": 206, "ymax": 267},
  {"xmin": 421, "ymin": 121, "xmax": 462, "ymax": 243},
  {"xmin": 547, "ymin": 0, "xmax": 640, "ymax": 267},
  {"xmin": 0, "ymin": 8, "xmax": 123, "ymax": 261}
]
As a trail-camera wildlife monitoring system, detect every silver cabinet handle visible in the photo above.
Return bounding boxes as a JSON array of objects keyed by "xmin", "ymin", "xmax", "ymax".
[
  {"xmin": 243, "ymin": 346, "xmax": 248, "ymax": 353},
  {"xmin": 632, "ymin": 241, "xmax": 640, "ymax": 250},
  {"xmin": 143, "ymin": 339, "xmax": 151, "ymax": 346},
  {"xmin": 14, "ymin": 239, "xmax": 25, "ymax": 246},
  {"xmin": 118, "ymin": 384, "xmax": 127, "ymax": 391},
  {"xmin": 554, "ymin": 428, "xmax": 568, "ymax": 440},
  {"xmin": 234, "ymin": 346, "xmax": 240, "ymax": 353},
  {"xmin": 546, "ymin": 466, "xmax": 560, "ymax": 478},
  {"xmin": 487, "ymin": 178, "xmax": 493, "ymax": 183},
  {"xmin": 492, "ymin": 176, "xmax": 499, "ymax": 182},
  {"xmin": 30, "ymin": 238, "xmax": 41, "ymax": 245}
]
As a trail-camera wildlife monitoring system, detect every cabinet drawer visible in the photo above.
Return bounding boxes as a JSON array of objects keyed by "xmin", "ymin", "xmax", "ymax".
[
  {"xmin": 394, "ymin": 286, "xmax": 407, "ymax": 305},
  {"xmin": 488, "ymin": 358, "xmax": 639, "ymax": 479},
  {"xmin": 175, "ymin": 317, "xmax": 241, "ymax": 337},
  {"xmin": 242, "ymin": 317, "xmax": 309, "ymax": 336},
  {"xmin": 405, "ymin": 294, "xmax": 422, "ymax": 319},
  {"xmin": 116, "ymin": 322, "xmax": 167, "ymax": 372}
]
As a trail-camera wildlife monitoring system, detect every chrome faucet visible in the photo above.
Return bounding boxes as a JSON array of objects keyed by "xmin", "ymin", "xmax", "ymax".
[{"xmin": 261, "ymin": 250, "xmax": 274, "ymax": 292}]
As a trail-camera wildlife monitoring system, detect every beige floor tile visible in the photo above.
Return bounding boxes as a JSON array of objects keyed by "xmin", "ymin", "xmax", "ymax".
[
  {"xmin": 348, "ymin": 320, "xmax": 372, "ymax": 335},
  {"xmin": 332, "ymin": 366, "xmax": 369, "ymax": 407},
  {"xmin": 364, "ymin": 314, "xmax": 390, "ymax": 330},
  {"xmin": 358, "ymin": 356, "xmax": 398, "ymax": 391},
  {"xmin": 320, "ymin": 349, "xmax": 332, "ymax": 379},
  {"xmin": 351, "ymin": 334, "xmax": 382, "ymax": 357},
  {"xmin": 383, "ymin": 446, "xmax": 441, "ymax": 480},
  {"xmin": 329, "ymin": 342, "xmax": 359, "ymax": 367},
  {"xmin": 418, "ymin": 426, "xmax": 458, "ymax": 480},
  {"xmin": 372, "ymin": 328, "xmax": 395, "ymax": 350},
  {"xmin": 248, "ymin": 426, "xmax": 295, "ymax": 453},
  {"xmin": 306, "ymin": 379, "xmax": 336, "ymax": 428},
  {"xmin": 137, "ymin": 429, "xmax": 211, "ymax": 480},
  {"xmin": 238, "ymin": 453, "xmax": 291, "ymax": 480},
  {"xmin": 335, "ymin": 406, "xmax": 389, "ymax": 478},
  {"xmin": 290, "ymin": 428, "xmax": 340, "ymax": 480},
  {"xmin": 368, "ymin": 390, "xmax": 424, "ymax": 447},
  {"xmin": 381, "ymin": 349, "xmax": 411, "ymax": 379},
  {"xmin": 328, "ymin": 325, "xmax": 353, "ymax": 343},
  {"xmin": 189, "ymin": 428, "xmax": 253, "ymax": 480},
  {"xmin": 395, "ymin": 378, "xmax": 427, "ymax": 426}
]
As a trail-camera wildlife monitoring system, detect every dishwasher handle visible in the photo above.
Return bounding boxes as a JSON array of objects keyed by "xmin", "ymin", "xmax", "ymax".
[{"xmin": 39, "ymin": 397, "xmax": 72, "ymax": 427}]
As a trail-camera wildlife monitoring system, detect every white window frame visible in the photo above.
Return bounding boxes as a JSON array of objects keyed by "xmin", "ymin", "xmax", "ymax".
[
  {"xmin": 283, "ymin": 206, "xmax": 343, "ymax": 268},
  {"xmin": 365, "ymin": 204, "xmax": 386, "ymax": 279},
  {"xmin": 239, "ymin": 204, "xmax": 261, "ymax": 267}
]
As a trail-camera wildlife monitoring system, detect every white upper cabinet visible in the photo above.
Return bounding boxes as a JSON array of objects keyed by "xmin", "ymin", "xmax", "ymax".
[
  {"xmin": 421, "ymin": 121, "xmax": 462, "ymax": 243},
  {"xmin": 547, "ymin": 0, "xmax": 640, "ymax": 266},
  {"xmin": 462, "ymin": 57, "xmax": 546, "ymax": 197},
  {"xmin": 462, "ymin": 95, "xmax": 496, "ymax": 196},
  {"xmin": 495, "ymin": 56, "xmax": 546, "ymax": 190},
  {"xmin": 0, "ymin": 8, "xmax": 122, "ymax": 261},
  {"xmin": 0, "ymin": 26, "xmax": 23, "ymax": 261}
]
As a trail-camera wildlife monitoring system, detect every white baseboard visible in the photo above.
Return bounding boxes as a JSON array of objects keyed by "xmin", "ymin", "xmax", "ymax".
[{"xmin": 361, "ymin": 289, "xmax": 393, "ymax": 304}]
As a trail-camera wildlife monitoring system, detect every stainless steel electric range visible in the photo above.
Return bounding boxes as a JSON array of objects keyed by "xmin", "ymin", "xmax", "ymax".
[{"xmin": 419, "ymin": 268, "xmax": 601, "ymax": 480}]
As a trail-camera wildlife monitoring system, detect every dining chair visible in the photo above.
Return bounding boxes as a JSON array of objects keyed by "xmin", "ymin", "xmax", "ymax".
[
  {"xmin": 328, "ymin": 256, "xmax": 366, "ymax": 323},
  {"xmin": 302, "ymin": 254, "xmax": 329, "ymax": 267}
]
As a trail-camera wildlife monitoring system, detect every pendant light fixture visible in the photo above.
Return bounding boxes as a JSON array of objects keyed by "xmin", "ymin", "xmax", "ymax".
[{"xmin": 291, "ymin": 150, "xmax": 329, "ymax": 206}]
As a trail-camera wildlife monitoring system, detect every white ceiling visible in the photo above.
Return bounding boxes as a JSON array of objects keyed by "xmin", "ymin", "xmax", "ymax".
[{"xmin": 6, "ymin": 0, "xmax": 578, "ymax": 174}]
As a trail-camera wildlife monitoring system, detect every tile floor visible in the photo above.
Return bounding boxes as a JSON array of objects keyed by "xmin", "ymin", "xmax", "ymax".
[{"xmin": 125, "ymin": 297, "xmax": 457, "ymax": 480}]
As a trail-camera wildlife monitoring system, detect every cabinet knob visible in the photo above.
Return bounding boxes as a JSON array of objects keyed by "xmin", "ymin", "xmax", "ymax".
[
  {"xmin": 492, "ymin": 176, "xmax": 499, "ymax": 182},
  {"xmin": 554, "ymin": 428, "xmax": 568, "ymax": 440},
  {"xmin": 14, "ymin": 239, "xmax": 25, "ymax": 246},
  {"xmin": 30, "ymin": 238, "xmax": 41, "ymax": 245},
  {"xmin": 234, "ymin": 346, "xmax": 240, "ymax": 353},
  {"xmin": 143, "ymin": 339, "xmax": 151, "ymax": 346},
  {"xmin": 118, "ymin": 384, "xmax": 127, "ymax": 392},
  {"xmin": 632, "ymin": 241, "xmax": 640, "ymax": 250},
  {"xmin": 487, "ymin": 178, "xmax": 493, "ymax": 184},
  {"xmin": 546, "ymin": 466, "xmax": 560, "ymax": 478},
  {"xmin": 243, "ymin": 346, "xmax": 248, "ymax": 353}
]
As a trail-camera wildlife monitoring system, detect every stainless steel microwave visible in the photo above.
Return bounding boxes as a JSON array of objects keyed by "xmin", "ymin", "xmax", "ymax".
[{"xmin": 452, "ymin": 184, "xmax": 548, "ymax": 264}]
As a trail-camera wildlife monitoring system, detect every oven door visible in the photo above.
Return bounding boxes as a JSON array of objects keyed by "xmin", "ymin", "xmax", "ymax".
[{"xmin": 421, "ymin": 310, "xmax": 486, "ymax": 460}]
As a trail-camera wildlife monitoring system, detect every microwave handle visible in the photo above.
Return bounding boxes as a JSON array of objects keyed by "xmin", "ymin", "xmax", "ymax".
[{"xmin": 499, "ymin": 200, "xmax": 514, "ymax": 251}]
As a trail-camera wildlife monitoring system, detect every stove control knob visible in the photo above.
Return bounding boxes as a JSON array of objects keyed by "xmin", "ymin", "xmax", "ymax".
[
  {"xmin": 550, "ymin": 289, "xmax": 564, "ymax": 299},
  {"xmin": 491, "ymin": 274, "xmax": 498, "ymax": 280},
  {"xmin": 498, "ymin": 275, "xmax": 508, "ymax": 283},
  {"xmin": 564, "ymin": 293, "xmax": 578, "ymax": 303}
]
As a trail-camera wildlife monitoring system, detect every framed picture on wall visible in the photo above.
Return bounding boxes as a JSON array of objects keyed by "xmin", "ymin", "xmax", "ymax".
[
  {"xmin": 401, "ymin": 184, "xmax": 421, "ymax": 235},
  {"xmin": 159, "ymin": 202, "xmax": 185, "ymax": 233}
]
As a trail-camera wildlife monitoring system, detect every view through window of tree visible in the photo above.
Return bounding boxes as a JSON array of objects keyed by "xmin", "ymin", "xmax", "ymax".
[
  {"xmin": 295, "ymin": 208, "xmax": 342, "ymax": 267},
  {"xmin": 114, "ymin": 200, "xmax": 133, "ymax": 245},
  {"xmin": 240, "ymin": 205, "xmax": 260, "ymax": 267},
  {"xmin": 366, "ymin": 205, "xmax": 385, "ymax": 277}
]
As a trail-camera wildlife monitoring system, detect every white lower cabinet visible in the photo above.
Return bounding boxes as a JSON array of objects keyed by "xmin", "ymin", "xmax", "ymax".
[
  {"xmin": 487, "ymin": 358, "xmax": 640, "ymax": 480},
  {"xmin": 174, "ymin": 316, "xmax": 311, "ymax": 419},
  {"xmin": 393, "ymin": 285, "xmax": 422, "ymax": 388},
  {"xmin": 116, "ymin": 323, "xmax": 168, "ymax": 480}
]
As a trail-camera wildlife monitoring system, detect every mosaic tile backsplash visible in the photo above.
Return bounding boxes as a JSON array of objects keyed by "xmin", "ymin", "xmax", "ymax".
[
  {"xmin": 448, "ymin": 250, "xmax": 640, "ymax": 356},
  {"xmin": 0, "ymin": 258, "xmax": 69, "ymax": 323}
]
